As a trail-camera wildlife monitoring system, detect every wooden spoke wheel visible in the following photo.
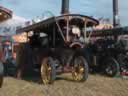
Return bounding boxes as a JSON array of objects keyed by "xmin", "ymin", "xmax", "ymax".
[
  {"xmin": 72, "ymin": 56, "xmax": 89, "ymax": 81},
  {"xmin": 41, "ymin": 57, "xmax": 56, "ymax": 84},
  {"xmin": 0, "ymin": 62, "xmax": 4, "ymax": 88}
]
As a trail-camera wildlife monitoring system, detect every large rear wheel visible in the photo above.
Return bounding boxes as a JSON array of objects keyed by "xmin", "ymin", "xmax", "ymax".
[
  {"xmin": 0, "ymin": 62, "xmax": 4, "ymax": 88},
  {"xmin": 41, "ymin": 57, "xmax": 56, "ymax": 84},
  {"xmin": 72, "ymin": 56, "xmax": 89, "ymax": 81}
]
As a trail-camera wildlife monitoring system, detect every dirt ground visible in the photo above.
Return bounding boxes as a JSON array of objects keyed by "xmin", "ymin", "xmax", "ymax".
[{"xmin": 0, "ymin": 74, "xmax": 128, "ymax": 96}]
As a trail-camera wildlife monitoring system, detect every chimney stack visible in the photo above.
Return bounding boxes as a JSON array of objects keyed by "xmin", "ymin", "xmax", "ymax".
[
  {"xmin": 113, "ymin": 0, "xmax": 119, "ymax": 27},
  {"xmin": 61, "ymin": 0, "xmax": 70, "ymax": 14}
]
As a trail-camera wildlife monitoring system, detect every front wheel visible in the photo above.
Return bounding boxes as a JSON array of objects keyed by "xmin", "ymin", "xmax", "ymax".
[
  {"xmin": 102, "ymin": 57, "xmax": 120, "ymax": 77},
  {"xmin": 0, "ymin": 62, "xmax": 4, "ymax": 88},
  {"xmin": 72, "ymin": 56, "xmax": 89, "ymax": 81},
  {"xmin": 40, "ymin": 57, "xmax": 56, "ymax": 84}
]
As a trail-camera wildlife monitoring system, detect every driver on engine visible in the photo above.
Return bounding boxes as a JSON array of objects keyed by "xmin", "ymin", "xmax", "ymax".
[{"xmin": 69, "ymin": 25, "xmax": 81, "ymax": 42}]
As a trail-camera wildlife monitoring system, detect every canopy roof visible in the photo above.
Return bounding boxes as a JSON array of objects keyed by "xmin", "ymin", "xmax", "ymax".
[
  {"xmin": 16, "ymin": 14, "xmax": 99, "ymax": 34},
  {"xmin": 0, "ymin": 6, "xmax": 12, "ymax": 22}
]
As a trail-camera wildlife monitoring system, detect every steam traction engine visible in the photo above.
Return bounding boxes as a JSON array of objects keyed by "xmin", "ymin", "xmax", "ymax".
[
  {"xmin": 16, "ymin": 0, "xmax": 128, "ymax": 85},
  {"xmin": 86, "ymin": 27, "xmax": 128, "ymax": 77},
  {"xmin": 16, "ymin": 0, "xmax": 99, "ymax": 84},
  {"xmin": 16, "ymin": 14, "xmax": 98, "ymax": 84}
]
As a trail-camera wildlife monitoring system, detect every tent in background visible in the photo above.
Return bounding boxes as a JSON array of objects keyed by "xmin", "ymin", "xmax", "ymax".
[{"xmin": 0, "ymin": 15, "xmax": 27, "ymax": 36}]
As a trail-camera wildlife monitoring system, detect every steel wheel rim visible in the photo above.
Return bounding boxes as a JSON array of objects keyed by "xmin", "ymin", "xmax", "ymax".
[
  {"xmin": 72, "ymin": 57, "xmax": 85, "ymax": 81},
  {"xmin": 41, "ymin": 62, "xmax": 52, "ymax": 84}
]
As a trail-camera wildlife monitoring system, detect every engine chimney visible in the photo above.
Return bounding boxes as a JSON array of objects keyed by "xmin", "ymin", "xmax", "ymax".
[
  {"xmin": 113, "ymin": 0, "xmax": 119, "ymax": 27},
  {"xmin": 61, "ymin": 0, "xmax": 70, "ymax": 14}
]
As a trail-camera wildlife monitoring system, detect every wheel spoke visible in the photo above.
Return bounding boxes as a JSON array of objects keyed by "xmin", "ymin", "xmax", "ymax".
[
  {"xmin": 41, "ymin": 62, "xmax": 52, "ymax": 84},
  {"xmin": 72, "ymin": 57, "xmax": 85, "ymax": 81}
]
